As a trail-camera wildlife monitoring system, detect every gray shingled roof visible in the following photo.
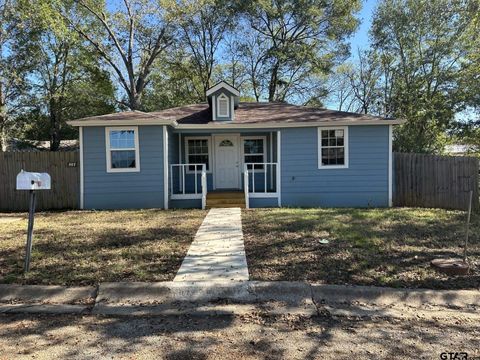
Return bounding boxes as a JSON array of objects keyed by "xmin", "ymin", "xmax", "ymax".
[
  {"xmin": 150, "ymin": 102, "xmax": 394, "ymax": 125},
  {"xmin": 71, "ymin": 110, "xmax": 161, "ymax": 122}
]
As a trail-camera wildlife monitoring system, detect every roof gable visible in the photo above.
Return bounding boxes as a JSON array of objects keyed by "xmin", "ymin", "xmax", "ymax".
[{"xmin": 206, "ymin": 81, "xmax": 240, "ymax": 97}]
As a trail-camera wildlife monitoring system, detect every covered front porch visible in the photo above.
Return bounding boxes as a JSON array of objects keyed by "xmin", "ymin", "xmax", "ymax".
[{"xmin": 166, "ymin": 130, "xmax": 281, "ymax": 209}]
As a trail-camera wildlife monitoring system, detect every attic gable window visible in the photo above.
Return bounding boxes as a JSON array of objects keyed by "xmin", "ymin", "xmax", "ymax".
[{"xmin": 217, "ymin": 94, "xmax": 230, "ymax": 117}]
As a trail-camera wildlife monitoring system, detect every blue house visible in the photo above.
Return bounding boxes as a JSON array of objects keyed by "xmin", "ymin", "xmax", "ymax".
[{"xmin": 68, "ymin": 81, "xmax": 404, "ymax": 210}]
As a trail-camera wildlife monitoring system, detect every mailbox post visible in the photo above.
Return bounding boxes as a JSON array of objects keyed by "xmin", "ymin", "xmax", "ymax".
[{"xmin": 16, "ymin": 170, "xmax": 51, "ymax": 273}]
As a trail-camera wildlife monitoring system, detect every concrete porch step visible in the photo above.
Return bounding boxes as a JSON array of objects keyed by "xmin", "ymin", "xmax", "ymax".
[
  {"xmin": 206, "ymin": 191, "xmax": 246, "ymax": 209},
  {"xmin": 207, "ymin": 198, "xmax": 246, "ymax": 205}
]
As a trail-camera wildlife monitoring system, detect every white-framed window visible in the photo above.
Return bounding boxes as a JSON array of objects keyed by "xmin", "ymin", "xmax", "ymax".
[
  {"xmin": 318, "ymin": 127, "xmax": 349, "ymax": 169},
  {"xmin": 242, "ymin": 136, "xmax": 266, "ymax": 171},
  {"xmin": 185, "ymin": 136, "xmax": 212, "ymax": 173},
  {"xmin": 217, "ymin": 93, "xmax": 230, "ymax": 117},
  {"xmin": 105, "ymin": 126, "xmax": 140, "ymax": 173}
]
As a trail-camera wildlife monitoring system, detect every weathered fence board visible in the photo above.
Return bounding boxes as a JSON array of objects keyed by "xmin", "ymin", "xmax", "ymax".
[
  {"xmin": 393, "ymin": 153, "xmax": 479, "ymax": 210},
  {"xmin": 0, "ymin": 152, "xmax": 79, "ymax": 211}
]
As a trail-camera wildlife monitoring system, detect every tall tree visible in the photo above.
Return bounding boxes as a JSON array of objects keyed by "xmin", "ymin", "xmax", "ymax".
[
  {"xmin": 326, "ymin": 64, "xmax": 356, "ymax": 112},
  {"xmin": 0, "ymin": 0, "xmax": 14, "ymax": 150},
  {"xmin": 141, "ymin": 49, "xmax": 205, "ymax": 111},
  {"xmin": 371, "ymin": 0, "xmax": 479, "ymax": 153},
  {"xmin": 458, "ymin": 1, "xmax": 480, "ymax": 112},
  {"xmin": 60, "ymin": 0, "xmax": 172, "ymax": 110},
  {"xmin": 24, "ymin": 0, "xmax": 115, "ymax": 150},
  {"xmin": 166, "ymin": 0, "xmax": 237, "ymax": 100},
  {"xmin": 0, "ymin": 0, "xmax": 30, "ymax": 150},
  {"xmin": 236, "ymin": 28, "xmax": 269, "ymax": 101},
  {"xmin": 245, "ymin": 0, "xmax": 361, "ymax": 102},
  {"xmin": 346, "ymin": 49, "xmax": 383, "ymax": 115},
  {"xmin": 218, "ymin": 36, "xmax": 249, "ymax": 91}
]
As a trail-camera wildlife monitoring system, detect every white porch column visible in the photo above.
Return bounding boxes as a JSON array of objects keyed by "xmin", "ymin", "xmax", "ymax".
[
  {"xmin": 163, "ymin": 125, "xmax": 169, "ymax": 210},
  {"xmin": 277, "ymin": 130, "xmax": 281, "ymax": 207},
  {"xmin": 388, "ymin": 124, "xmax": 393, "ymax": 207},
  {"xmin": 79, "ymin": 126, "xmax": 84, "ymax": 210},
  {"xmin": 270, "ymin": 132, "xmax": 273, "ymax": 190}
]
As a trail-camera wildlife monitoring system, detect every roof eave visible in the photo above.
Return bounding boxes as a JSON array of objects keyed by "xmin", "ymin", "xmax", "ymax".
[
  {"xmin": 174, "ymin": 119, "xmax": 405, "ymax": 129},
  {"xmin": 67, "ymin": 119, "xmax": 175, "ymax": 127}
]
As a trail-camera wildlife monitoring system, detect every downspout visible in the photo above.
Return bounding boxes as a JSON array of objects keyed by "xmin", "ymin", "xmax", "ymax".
[
  {"xmin": 163, "ymin": 126, "xmax": 169, "ymax": 210},
  {"xmin": 79, "ymin": 126, "xmax": 84, "ymax": 209},
  {"xmin": 277, "ymin": 130, "xmax": 281, "ymax": 207},
  {"xmin": 388, "ymin": 125, "xmax": 393, "ymax": 207}
]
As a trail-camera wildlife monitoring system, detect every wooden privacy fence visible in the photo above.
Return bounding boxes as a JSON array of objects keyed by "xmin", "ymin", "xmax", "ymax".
[
  {"xmin": 0, "ymin": 151, "xmax": 79, "ymax": 211},
  {"xmin": 394, "ymin": 153, "xmax": 479, "ymax": 210}
]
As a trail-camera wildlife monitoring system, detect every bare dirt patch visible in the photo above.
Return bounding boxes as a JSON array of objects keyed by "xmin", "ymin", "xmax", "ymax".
[
  {"xmin": 0, "ymin": 312, "xmax": 478, "ymax": 359},
  {"xmin": 0, "ymin": 215, "xmax": 24, "ymax": 224}
]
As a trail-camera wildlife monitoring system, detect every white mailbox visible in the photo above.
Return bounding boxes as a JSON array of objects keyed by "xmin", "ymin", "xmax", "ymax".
[{"xmin": 16, "ymin": 170, "xmax": 51, "ymax": 190}]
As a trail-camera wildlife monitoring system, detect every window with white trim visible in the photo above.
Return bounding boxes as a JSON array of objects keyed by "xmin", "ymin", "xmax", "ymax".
[
  {"xmin": 243, "ymin": 137, "xmax": 265, "ymax": 170},
  {"xmin": 217, "ymin": 94, "xmax": 229, "ymax": 117},
  {"xmin": 106, "ymin": 127, "xmax": 140, "ymax": 172},
  {"xmin": 318, "ymin": 127, "xmax": 348, "ymax": 168},
  {"xmin": 185, "ymin": 137, "xmax": 211, "ymax": 172}
]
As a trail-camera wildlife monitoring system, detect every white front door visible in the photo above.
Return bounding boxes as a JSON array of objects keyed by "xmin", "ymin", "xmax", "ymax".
[{"xmin": 214, "ymin": 135, "xmax": 240, "ymax": 189}]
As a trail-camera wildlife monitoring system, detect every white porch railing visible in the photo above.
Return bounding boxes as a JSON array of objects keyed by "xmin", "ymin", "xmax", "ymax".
[
  {"xmin": 170, "ymin": 164, "xmax": 207, "ymax": 210},
  {"xmin": 201, "ymin": 168, "xmax": 207, "ymax": 210},
  {"xmin": 244, "ymin": 162, "xmax": 279, "ymax": 208}
]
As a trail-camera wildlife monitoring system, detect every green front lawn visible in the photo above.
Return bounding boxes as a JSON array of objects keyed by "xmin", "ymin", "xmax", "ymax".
[
  {"xmin": 0, "ymin": 209, "xmax": 206, "ymax": 285},
  {"xmin": 242, "ymin": 207, "xmax": 480, "ymax": 289}
]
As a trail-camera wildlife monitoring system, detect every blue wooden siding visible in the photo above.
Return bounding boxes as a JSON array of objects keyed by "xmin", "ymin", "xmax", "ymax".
[
  {"xmin": 281, "ymin": 126, "xmax": 389, "ymax": 207},
  {"xmin": 170, "ymin": 199, "xmax": 202, "ymax": 209},
  {"xmin": 250, "ymin": 198, "xmax": 278, "ymax": 208},
  {"xmin": 83, "ymin": 126, "xmax": 165, "ymax": 209},
  {"xmin": 81, "ymin": 125, "xmax": 389, "ymax": 210}
]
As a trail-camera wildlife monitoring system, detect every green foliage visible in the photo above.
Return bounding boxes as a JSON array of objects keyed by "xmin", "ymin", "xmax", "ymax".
[
  {"xmin": 14, "ymin": 0, "xmax": 116, "ymax": 149},
  {"xmin": 0, "ymin": 0, "xmax": 34, "ymax": 149},
  {"xmin": 142, "ymin": 52, "xmax": 204, "ymax": 111},
  {"xmin": 164, "ymin": 0, "xmax": 239, "ymax": 99},
  {"xmin": 14, "ymin": 110, "xmax": 75, "ymax": 141},
  {"xmin": 59, "ymin": 0, "xmax": 173, "ymax": 111},
  {"xmin": 244, "ymin": 0, "xmax": 361, "ymax": 102},
  {"xmin": 451, "ymin": 113, "xmax": 480, "ymax": 156},
  {"xmin": 371, "ymin": 0, "xmax": 479, "ymax": 153}
]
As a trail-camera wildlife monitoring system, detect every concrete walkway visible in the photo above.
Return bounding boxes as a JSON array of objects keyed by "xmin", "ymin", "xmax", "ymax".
[{"xmin": 174, "ymin": 207, "xmax": 249, "ymax": 282}]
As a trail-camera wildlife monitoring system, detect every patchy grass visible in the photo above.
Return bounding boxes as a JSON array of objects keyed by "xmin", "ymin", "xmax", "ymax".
[
  {"xmin": 242, "ymin": 207, "xmax": 480, "ymax": 289},
  {"xmin": 0, "ymin": 209, "xmax": 206, "ymax": 285}
]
